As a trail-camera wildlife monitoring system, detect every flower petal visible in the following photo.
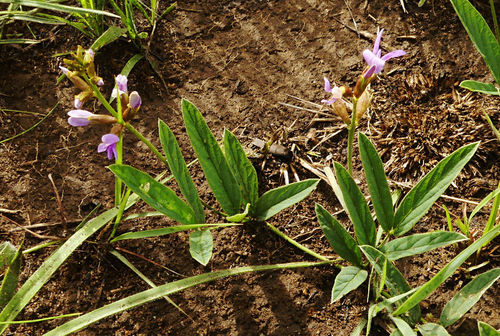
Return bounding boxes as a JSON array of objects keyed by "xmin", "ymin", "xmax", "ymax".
[
  {"xmin": 373, "ymin": 28, "xmax": 384, "ymax": 54},
  {"xmin": 381, "ymin": 49, "xmax": 406, "ymax": 61},
  {"xmin": 363, "ymin": 66, "xmax": 376, "ymax": 79},
  {"xmin": 321, "ymin": 98, "xmax": 337, "ymax": 105},
  {"xmin": 68, "ymin": 110, "xmax": 93, "ymax": 118},
  {"xmin": 59, "ymin": 66, "xmax": 69, "ymax": 75},
  {"xmin": 115, "ymin": 74, "xmax": 128, "ymax": 93},
  {"xmin": 101, "ymin": 133, "xmax": 120, "ymax": 145},
  {"xmin": 129, "ymin": 91, "xmax": 142, "ymax": 109},
  {"xmin": 74, "ymin": 98, "xmax": 82, "ymax": 109},
  {"xmin": 323, "ymin": 77, "xmax": 331, "ymax": 92},
  {"xmin": 97, "ymin": 143, "xmax": 108, "ymax": 153},
  {"xmin": 68, "ymin": 117, "xmax": 90, "ymax": 127},
  {"xmin": 97, "ymin": 79, "xmax": 104, "ymax": 86}
]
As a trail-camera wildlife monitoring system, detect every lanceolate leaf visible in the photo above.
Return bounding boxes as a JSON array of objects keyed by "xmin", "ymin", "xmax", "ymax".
[
  {"xmin": 393, "ymin": 224, "xmax": 500, "ymax": 316},
  {"xmin": 223, "ymin": 129, "xmax": 258, "ymax": 206},
  {"xmin": 360, "ymin": 245, "xmax": 420, "ymax": 324},
  {"xmin": 0, "ymin": 242, "xmax": 16, "ymax": 270},
  {"xmin": 159, "ymin": 120, "xmax": 205, "ymax": 223},
  {"xmin": 390, "ymin": 316, "xmax": 417, "ymax": 336},
  {"xmin": 334, "ymin": 162, "xmax": 376, "ymax": 246},
  {"xmin": 393, "ymin": 142, "xmax": 479, "ymax": 236},
  {"xmin": 478, "ymin": 321, "xmax": 500, "ymax": 336},
  {"xmin": 315, "ymin": 204, "xmax": 363, "ymax": 267},
  {"xmin": 90, "ymin": 26, "xmax": 127, "ymax": 51},
  {"xmin": 253, "ymin": 179, "xmax": 319, "ymax": 221},
  {"xmin": 109, "ymin": 164, "xmax": 196, "ymax": 225},
  {"xmin": 417, "ymin": 323, "xmax": 451, "ymax": 336},
  {"xmin": 380, "ymin": 232, "xmax": 467, "ymax": 261},
  {"xmin": 0, "ymin": 244, "xmax": 22, "ymax": 311},
  {"xmin": 182, "ymin": 99, "xmax": 241, "ymax": 215},
  {"xmin": 358, "ymin": 133, "xmax": 394, "ymax": 232},
  {"xmin": 440, "ymin": 268, "xmax": 500, "ymax": 327},
  {"xmin": 460, "ymin": 80, "xmax": 500, "ymax": 95},
  {"xmin": 189, "ymin": 230, "xmax": 213, "ymax": 266},
  {"xmin": 331, "ymin": 266, "xmax": 368, "ymax": 303},
  {"xmin": 450, "ymin": 0, "xmax": 500, "ymax": 84}
]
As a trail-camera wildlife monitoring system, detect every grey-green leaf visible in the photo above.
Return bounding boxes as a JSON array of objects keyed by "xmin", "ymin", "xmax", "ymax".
[
  {"xmin": 159, "ymin": 120, "xmax": 205, "ymax": 223},
  {"xmin": 393, "ymin": 142, "xmax": 479, "ymax": 236},
  {"xmin": 478, "ymin": 321, "xmax": 500, "ymax": 336},
  {"xmin": 450, "ymin": 0, "xmax": 500, "ymax": 84},
  {"xmin": 0, "ymin": 242, "xmax": 16, "ymax": 270},
  {"xmin": 334, "ymin": 162, "xmax": 376, "ymax": 246},
  {"xmin": 109, "ymin": 164, "xmax": 196, "ymax": 224},
  {"xmin": 393, "ymin": 224, "xmax": 500, "ymax": 316},
  {"xmin": 0, "ymin": 244, "xmax": 22, "ymax": 310},
  {"xmin": 440, "ymin": 268, "xmax": 500, "ymax": 327},
  {"xmin": 90, "ymin": 26, "xmax": 127, "ymax": 51},
  {"xmin": 315, "ymin": 204, "xmax": 363, "ymax": 267},
  {"xmin": 331, "ymin": 266, "xmax": 368, "ymax": 303},
  {"xmin": 189, "ymin": 229, "xmax": 213, "ymax": 266},
  {"xmin": 359, "ymin": 133, "xmax": 394, "ymax": 232},
  {"xmin": 390, "ymin": 316, "xmax": 416, "ymax": 336},
  {"xmin": 460, "ymin": 80, "xmax": 500, "ymax": 95},
  {"xmin": 182, "ymin": 99, "xmax": 241, "ymax": 215},
  {"xmin": 380, "ymin": 232, "xmax": 467, "ymax": 261},
  {"xmin": 417, "ymin": 323, "xmax": 451, "ymax": 336},
  {"xmin": 253, "ymin": 179, "xmax": 319, "ymax": 221},
  {"xmin": 223, "ymin": 129, "xmax": 258, "ymax": 207}
]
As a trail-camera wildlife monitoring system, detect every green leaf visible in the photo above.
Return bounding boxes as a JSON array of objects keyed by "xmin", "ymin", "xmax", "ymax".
[
  {"xmin": 182, "ymin": 99, "xmax": 241, "ymax": 215},
  {"xmin": 360, "ymin": 245, "xmax": 420, "ymax": 324},
  {"xmin": 469, "ymin": 186, "xmax": 500, "ymax": 224},
  {"xmin": 393, "ymin": 224, "xmax": 500, "ymax": 316},
  {"xmin": 0, "ymin": 244, "xmax": 22, "ymax": 311},
  {"xmin": 120, "ymin": 54, "xmax": 143, "ymax": 77},
  {"xmin": 0, "ymin": 0, "xmax": 120, "ymax": 18},
  {"xmin": 359, "ymin": 133, "xmax": 394, "ymax": 232},
  {"xmin": 440, "ymin": 268, "xmax": 500, "ymax": 327},
  {"xmin": 90, "ymin": 26, "xmax": 127, "ymax": 51},
  {"xmin": 450, "ymin": 0, "xmax": 500, "ymax": 84},
  {"xmin": 189, "ymin": 229, "xmax": 213, "ymax": 266},
  {"xmin": 331, "ymin": 266, "xmax": 368, "ymax": 303},
  {"xmin": 350, "ymin": 318, "xmax": 367, "ymax": 336},
  {"xmin": 380, "ymin": 232, "xmax": 467, "ymax": 260},
  {"xmin": 109, "ymin": 164, "xmax": 196, "ymax": 225},
  {"xmin": 159, "ymin": 120, "xmax": 205, "ymax": 223},
  {"xmin": 226, "ymin": 203, "xmax": 250, "ymax": 223},
  {"xmin": 417, "ymin": 323, "xmax": 450, "ymax": 336},
  {"xmin": 111, "ymin": 223, "xmax": 238, "ymax": 242},
  {"xmin": 315, "ymin": 204, "xmax": 363, "ymax": 267},
  {"xmin": 0, "ymin": 242, "xmax": 16, "ymax": 270},
  {"xmin": 478, "ymin": 321, "xmax": 500, "ymax": 336},
  {"xmin": 390, "ymin": 316, "xmax": 417, "ymax": 336},
  {"xmin": 334, "ymin": 162, "xmax": 376, "ymax": 246},
  {"xmin": 43, "ymin": 260, "xmax": 329, "ymax": 335},
  {"xmin": 460, "ymin": 80, "xmax": 500, "ymax": 95},
  {"xmin": 253, "ymin": 179, "xmax": 319, "ymax": 221},
  {"xmin": 223, "ymin": 129, "xmax": 258, "ymax": 206},
  {"xmin": 393, "ymin": 142, "xmax": 479, "ymax": 236}
]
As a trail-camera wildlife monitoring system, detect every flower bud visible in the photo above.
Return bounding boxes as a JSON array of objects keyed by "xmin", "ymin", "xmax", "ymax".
[
  {"xmin": 67, "ymin": 110, "xmax": 94, "ymax": 127},
  {"xmin": 129, "ymin": 91, "xmax": 141, "ymax": 110},
  {"xmin": 356, "ymin": 89, "xmax": 372, "ymax": 122},
  {"xmin": 332, "ymin": 100, "xmax": 350, "ymax": 125},
  {"xmin": 88, "ymin": 114, "xmax": 118, "ymax": 124}
]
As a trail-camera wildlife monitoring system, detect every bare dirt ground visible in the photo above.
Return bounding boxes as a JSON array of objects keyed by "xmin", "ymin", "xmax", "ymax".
[{"xmin": 0, "ymin": 0, "xmax": 498, "ymax": 335}]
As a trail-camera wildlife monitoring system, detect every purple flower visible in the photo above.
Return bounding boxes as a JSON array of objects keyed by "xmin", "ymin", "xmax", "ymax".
[
  {"xmin": 111, "ymin": 74, "xmax": 128, "ymax": 98},
  {"xmin": 97, "ymin": 134, "xmax": 119, "ymax": 160},
  {"xmin": 362, "ymin": 29, "xmax": 406, "ymax": 78},
  {"xmin": 97, "ymin": 78, "xmax": 104, "ymax": 86},
  {"xmin": 321, "ymin": 77, "xmax": 343, "ymax": 105},
  {"xmin": 67, "ymin": 110, "xmax": 95, "ymax": 126},
  {"xmin": 74, "ymin": 98, "xmax": 83, "ymax": 109},
  {"xmin": 129, "ymin": 91, "xmax": 141, "ymax": 109},
  {"xmin": 59, "ymin": 66, "xmax": 69, "ymax": 75}
]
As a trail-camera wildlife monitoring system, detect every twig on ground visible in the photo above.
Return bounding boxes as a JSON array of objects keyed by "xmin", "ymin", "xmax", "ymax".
[{"xmin": 48, "ymin": 173, "xmax": 67, "ymax": 234}]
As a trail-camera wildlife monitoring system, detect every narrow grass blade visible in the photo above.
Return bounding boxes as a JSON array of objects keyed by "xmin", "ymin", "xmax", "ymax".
[
  {"xmin": 331, "ymin": 266, "xmax": 368, "ymax": 303},
  {"xmin": 389, "ymin": 316, "xmax": 416, "ymax": 336},
  {"xmin": 334, "ymin": 162, "xmax": 376, "ymax": 246},
  {"xmin": 0, "ymin": 244, "xmax": 22, "ymax": 310},
  {"xmin": 109, "ymin": 164, "xmax": 196, "ymax": 225},
  {"xmin": 315, "ymin": 204, "xmax": 363, "ymax": 267},
  {"xmin": 223, "ymin": 129, "xmax": 258, "ymax": 206},
  {"xmin": 0, "ymin": 13, "xmax": 63, "ymax": 24},
  {"xmin": 485, "ymin": 184, "xmax": 500, "ymax": 236},
  {"xmin": 90, "ymin": 26, "xmax": 127, "ymax": 51},
  {"xmin": 159, "ymin": 120, "xmax": 205, "ymax": 223},
  {"xmin": 0, "ymin": 312, "xmax": 81, "ymax": 325},
  {"xmin": 120, "ymin": 54, "xmax": 143, "ymax": 77},
  {"xmin": 111, "ymin": 223, "xmax": 238, "ymax": 242},
  {"xmin": 350, "ymin": 318, "xmax": 367, "ymax": 336},
  {"xmin": 469, "ymin": 186, "xmax": 500, "ymax": 223},
  {"xmin": 393, "ymin": 224, "xmax": 500, "ymax": 316},
  {"xmin": 0, "ymin": 208, "xmax": 118, "ymax": 332},
  {"xmin": 43, "ymin": 261, "xmax": 330, "ymax": 335},
  {"xmin": 0, "ymin": 242, "xmax": 16, "ymax": 270},
  {"xmin": 189, "ymin": 229, "xmax": 213, "ymax": 266},
  {"xmin": 0, "ymin": 38, "xmax": 38, "ymax": 44},
  {"xmin": 417, "ymin": 323, "xmax": 450, "ymax": 336},
  {"xmin": 440, "ymin": 268, "xmax": 500, "ymax": 327},
  {"xmin": 0, "ymin": 0, "xmax": 120, "ymax": 18},
  {"xmin": 450, "ymin": 0, "xmax": 500, "ymax": 84},
  {"xmin": 358, "ymin": 133, "xmax": 394, "ymax": 232},
  {"xmin": 460, "ymin": 80, "xmax": 500, "ymax": 95},
  {"xmin": 253, "ymin": 179, "xmax": 319, "ymax": 221},
  {"xmin": 393, "ymin": 142, "xmax": 479, "ymax": 236},
  {"xmin": 380, "ymin": 231, "xmax": 467, "ymax": 260},
  {"xmin": 182, "ymin": 99, "xmax": 241, "ymax": 215},
  {"xmin": 478, "ymin": 321, "xmax": 500, "ymax": 336}
]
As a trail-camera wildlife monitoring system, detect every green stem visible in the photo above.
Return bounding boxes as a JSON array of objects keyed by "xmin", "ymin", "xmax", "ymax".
[
  {"xmin": 115, "ymin": 94, "xmax": 123, "ymax": 206},
  {"xmin": 490, "ymin": 0, "xmax": 500, "ymax": 43},
  {"xmin": 347, "ymin": 98, "xmax": 358, "ymax": 176},
  {"xmin": 124, "ymin": 123, "xmax": 169, "ymax": 165},
  {"xmin": 83, "ymin": 74, "xmax": 118, "ymax": 118},
  {"xmin": 110, "ymin": 188, "xmax": 132, "ymax": 240},
  {"xmin": 265, "ymin": 221, "xmax": 336, "ymax": 263}
]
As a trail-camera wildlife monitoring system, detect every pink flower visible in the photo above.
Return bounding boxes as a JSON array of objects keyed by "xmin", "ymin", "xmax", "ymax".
[
  {"xmin": 362, "ymin": 29, "xmax": 405, "ymax": 78},
  {"xmin": 59, "ymin": 66, "xmax": 69, "ymax": 75},
  {"xmin": 129, "ymin": 91, "xmax": 141, "ymax": 110},
  {"xmin": 97, "ymin": 134, "xmax": 119, "ymax": 160},
  {"xmin": 67, "ymin": 110, "xmax": 95, "ymax": 126},
  {"xmin": 74, "ymin": 98, "xmax": 83, "ymax": 109},
  {"xmin": 111, "ymin": 74, "xmax": 128, "ymax": 98},
  {"xmin": 321, "ymin": 77, "xmax": 343, "ymax": 105}
]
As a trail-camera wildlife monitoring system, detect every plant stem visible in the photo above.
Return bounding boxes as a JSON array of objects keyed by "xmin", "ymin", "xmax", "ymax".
[
  {"xmin": 490, "ymin": 0, "xmax": 500, "ymax": 43},
  {"xmin": 115, "ymin": 94, "xmax": 123, "ymax": 206},
  {"xmin": 347, "ymin": 98, "xmax": 358, "ymax": 176},
  {"xmin": 124, "ymin": 123, "xmax": 169, "ymax": 166},
  {"xmin": 110, "ymin": 188, "xmax": 132, "ymax": 240}
]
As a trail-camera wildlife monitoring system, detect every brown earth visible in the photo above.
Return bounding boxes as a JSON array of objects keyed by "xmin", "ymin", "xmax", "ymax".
[{"xmin": 0, "ymin": 0, "xmax": 499, "ymax": 335}]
